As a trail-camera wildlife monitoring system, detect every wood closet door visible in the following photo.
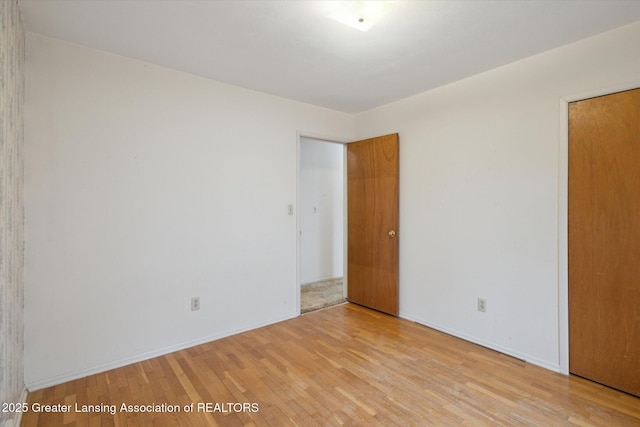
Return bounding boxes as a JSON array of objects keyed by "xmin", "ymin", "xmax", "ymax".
[
  {"xmin": 347, "ymin": 133, "xmax": 399, "ymax": 316},
  {"xmin": 568, "ymin": 88, "xmax": 640, "ymax": 397}
]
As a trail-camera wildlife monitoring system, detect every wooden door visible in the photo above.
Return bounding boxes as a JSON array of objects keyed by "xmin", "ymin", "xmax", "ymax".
[
  {"xmin": 568, "ymin": 88, "xmax": 640, "ymax": 397},
  {"xmin": 347, "ymin": 133, "xmax": 399, "ymax": 315}
]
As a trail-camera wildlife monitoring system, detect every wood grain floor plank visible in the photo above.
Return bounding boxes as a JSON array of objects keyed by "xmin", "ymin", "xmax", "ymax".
[{"xmin": 22, "ymin": 304, "xmax": 640, "ymax": 426}]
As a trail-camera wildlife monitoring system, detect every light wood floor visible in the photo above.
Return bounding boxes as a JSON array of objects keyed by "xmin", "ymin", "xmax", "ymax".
[{"xmin": 22, "ymin": 304, "xmax": 640, "ymax": 426}]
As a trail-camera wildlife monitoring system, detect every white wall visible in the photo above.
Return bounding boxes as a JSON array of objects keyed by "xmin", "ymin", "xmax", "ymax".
[
  {"xmin": 355, "ymin": 22, "xmax": 640, "ymax": 371},
  {"xmin": 23, "ymin": 33, "xmax": 354, "ymax": 389},
  {"xmin": 299, "ymin": 138, "xmax": 344, "ymax": 284}
]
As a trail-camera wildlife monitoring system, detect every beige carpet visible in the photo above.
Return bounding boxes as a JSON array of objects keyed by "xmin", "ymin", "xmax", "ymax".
[{"xmin": 301, "ymin": 277, "xmax": 346, "ymax": 314}]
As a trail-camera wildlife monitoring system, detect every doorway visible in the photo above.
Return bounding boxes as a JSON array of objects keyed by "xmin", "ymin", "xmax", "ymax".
[
  {"xmin": 297, "ymin": 132, "xmax": 400, "ymax": 316},
  {"xmin": 299, "ymin": 136, "xmax": 346, "ymax": 313}
]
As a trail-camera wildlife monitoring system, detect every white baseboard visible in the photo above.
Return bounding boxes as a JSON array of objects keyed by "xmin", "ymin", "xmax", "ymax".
[
  {"xmin": 399, "ymin": 312, "xmax": 561, "ymax": 373},
  {"xmin": 25, "ymin": 312, "xmax": 296, "ymax": 391},
  {"xmin": 25, "ymin": 310, "xmax": 562, "ymax": 392}
]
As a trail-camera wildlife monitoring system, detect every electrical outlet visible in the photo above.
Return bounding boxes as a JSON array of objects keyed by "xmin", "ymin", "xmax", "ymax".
[
  {"xmin": 477, "ymin": 298, "xmax": 486, "ymax": 313},
  {"xmin": 288, "ymin": 204, "xmax": 294, "ymax": 215},
  {"xmin": 191, "ymin": 297, "xmax": 200, "ymax": 311}
]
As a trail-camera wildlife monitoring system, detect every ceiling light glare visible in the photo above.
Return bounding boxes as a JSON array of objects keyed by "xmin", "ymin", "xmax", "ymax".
[{"xmin": 327, "ymin": 1, "xmax": 396, "ymax": 32}]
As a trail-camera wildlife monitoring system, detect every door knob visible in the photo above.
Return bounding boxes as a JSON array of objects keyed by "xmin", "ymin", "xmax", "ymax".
[{"xmin": 388, "ymin": 230, "xmax": 396, "ymax": 238}]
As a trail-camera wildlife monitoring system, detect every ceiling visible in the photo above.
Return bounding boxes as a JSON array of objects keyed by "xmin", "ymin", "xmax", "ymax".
[{"xmin": 19, "ymin": 0, "xmax": 640, "ymax": 114}]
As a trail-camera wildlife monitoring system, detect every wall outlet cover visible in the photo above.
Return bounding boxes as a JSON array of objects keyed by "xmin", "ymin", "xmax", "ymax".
[{"xmin": 477, "ymin": 298, "xmax": 486, "ymax": 313}]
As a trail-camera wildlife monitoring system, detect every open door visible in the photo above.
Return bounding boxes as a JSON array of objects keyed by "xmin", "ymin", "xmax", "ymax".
[{"xmin": 347, "ymin": 133, "xmax": 399, "ymax": 315}]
